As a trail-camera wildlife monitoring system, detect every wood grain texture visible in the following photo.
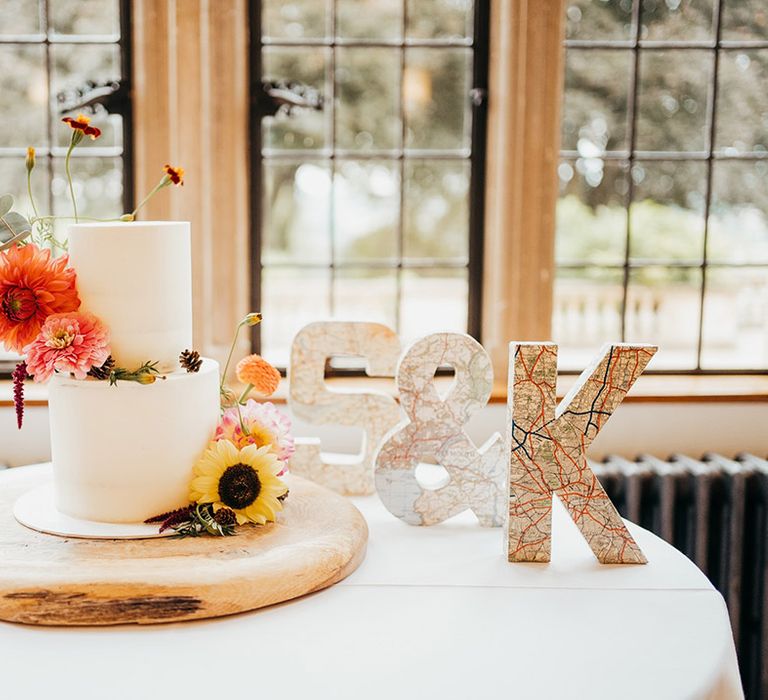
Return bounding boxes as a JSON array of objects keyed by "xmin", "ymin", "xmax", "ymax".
[
  {"xmin": 132, "ymin": 0, "xmax": 251, "ymax": 371},
  {"xmin": 0, "ymin": 465, "xmax": 368, "ymax": 626},
  {"xmin": 482, "ymin": 0, "xmax": 567, "ymax": 381}
]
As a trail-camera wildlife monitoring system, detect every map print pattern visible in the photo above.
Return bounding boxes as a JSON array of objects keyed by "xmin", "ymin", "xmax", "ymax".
[
  {"xmin": 375, "ymin": 332, "xmax": 506, "ymax": 526},
  {"xmin": 507, "ymin": 342, "xmax": 657, "ymax": 564},
  {"xmin": 288, "ymin": 321, "xmax": 402, "ymax": 495}
]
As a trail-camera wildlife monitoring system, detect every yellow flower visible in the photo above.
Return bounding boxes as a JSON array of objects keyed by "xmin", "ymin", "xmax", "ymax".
[
  {"xmin": 190, "ymin": 439, "xmax": 288, "ymax": 525},
  {"xmin": 25, "ymin": 147, "xmax": 35, "ymax": 172},
  {"xmin": 242, "ymin": 312, "xmax": 262, "ymax": 326}
]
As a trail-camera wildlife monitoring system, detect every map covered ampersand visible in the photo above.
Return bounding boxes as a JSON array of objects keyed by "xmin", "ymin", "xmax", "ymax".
[{"xmin": 374, "ymin": 332, "xmax": 506, "ymax": 526}]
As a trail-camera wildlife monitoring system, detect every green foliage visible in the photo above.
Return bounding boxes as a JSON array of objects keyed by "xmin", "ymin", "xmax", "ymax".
[
  {"xmin": 0, "ymin": 195, "xmax": 33, "ymax": 249},
  {"xmin": 107, "ymin": 361, "xmax": 164, "ymax": 386},
  {"xmin": 169, "ymin": 504, "xmax": 237, "ymax": 538},
  {"xmin": 556, "ymin": 194, "xmax": 735, "ymax": 284}
]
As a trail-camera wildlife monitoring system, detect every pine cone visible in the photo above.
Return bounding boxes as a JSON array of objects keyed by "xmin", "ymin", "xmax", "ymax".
[
  {"xmin": 88, "ymin": 355, "xmax": 116, "ymax": 380},
  {"xmin": 213, "ymin": 508, "xmax": 237, "ymax": 526},
  {"xmin": 180, "ymin": 349, "xmax": 202, "ymax": 373}
]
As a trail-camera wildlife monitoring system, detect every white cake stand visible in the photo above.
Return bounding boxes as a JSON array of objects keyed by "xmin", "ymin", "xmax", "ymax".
[{"xmin": 13, "ymin": 482, "xmax": 174, "ymax": 539}]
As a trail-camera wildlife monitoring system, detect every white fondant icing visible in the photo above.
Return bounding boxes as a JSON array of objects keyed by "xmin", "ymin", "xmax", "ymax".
[
  {"xmin": 49, "ymin": 359, "xmax": 220, "ymax": 523},
  {"xmin": 67, "ymin": 221, "xmax": 193, "ymax": 371}
]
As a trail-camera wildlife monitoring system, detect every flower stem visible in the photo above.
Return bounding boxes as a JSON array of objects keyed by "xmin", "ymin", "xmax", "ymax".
[
  {"xmin": 27, "ymin": 171, "xmax": 44, "ymax": 247},
  {"xmin": 234, "ymin": 399, "xmax": 250, "ymax": 436},
  {"xmin": 26, "ymin": 170, "xmax": 39, "ymax": 221},
  {"xmin": 220, "ymin": 320, "xmax": 246, "ymax": 394},
  {"xmin": 238, "ymin": 383, "xmax": 254, "ymax": 405},
  {"xmin": 64, "ymin": 140, "xmax": 78, "ymax": 223},
  {"xmin": 131, "ymin": 176, "xmax": 170, "ymax": 218}
]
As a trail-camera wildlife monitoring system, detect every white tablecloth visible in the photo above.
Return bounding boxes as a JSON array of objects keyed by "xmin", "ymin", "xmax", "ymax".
[{"xmin": 0, "ymin": 474, "xmax": 743, "ymax": 700}]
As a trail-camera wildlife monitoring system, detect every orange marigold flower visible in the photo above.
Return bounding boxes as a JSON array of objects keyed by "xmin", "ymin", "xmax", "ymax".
[
  {"xmin": 236, "ymin": 354, "xmax": 281, "ymax": 396},
  {"xmin": 62, "ymin": 113, "xmax": 101, "ymax": 140},
  {"xmin": 163, "ymin": 164, "xmax": 185, "ymax": 186},
  {"xmin": 0, "ymin": 244, "xmax": 81, "ymax": 353}
]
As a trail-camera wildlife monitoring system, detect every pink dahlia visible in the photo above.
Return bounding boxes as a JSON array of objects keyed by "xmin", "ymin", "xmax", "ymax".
[
  {"xmin": 24, "ymin": 311, "xmax": 110, "ymax": 383},
  {"xmin": 216, "ymin": 400, "xmax": 295, "ymax": 473}
]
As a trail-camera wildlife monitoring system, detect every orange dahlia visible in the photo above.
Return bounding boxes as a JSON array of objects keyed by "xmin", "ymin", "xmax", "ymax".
[
  {"xmin": 236, "ymin": 353, "xmax": 281, "ymax": 396},
  {"xmin": 0, "ymin": 244, "xmax": 81, "ymax": 353}
]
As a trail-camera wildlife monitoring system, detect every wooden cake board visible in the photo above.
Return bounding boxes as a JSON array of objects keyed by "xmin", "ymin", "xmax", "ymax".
[{"xmin": 0, "ymin": 464, "xmax": 368, "ymax": 626}]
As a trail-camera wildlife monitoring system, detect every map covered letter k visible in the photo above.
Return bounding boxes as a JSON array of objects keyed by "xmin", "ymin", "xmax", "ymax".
[{"xmin": 506, "ymin": 342, "xmax": 657, "ymax": 565}]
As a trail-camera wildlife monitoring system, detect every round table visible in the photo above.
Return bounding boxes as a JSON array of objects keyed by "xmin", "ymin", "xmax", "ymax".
[{"xmin": 0, "ymin": 464, "xmax": 743, "ymax": 700}]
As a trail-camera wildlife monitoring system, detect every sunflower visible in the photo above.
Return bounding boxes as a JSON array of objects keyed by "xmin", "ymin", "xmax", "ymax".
[{"xmin": 190, "ymin": 439, "xmax": 288, "ymax": 525}]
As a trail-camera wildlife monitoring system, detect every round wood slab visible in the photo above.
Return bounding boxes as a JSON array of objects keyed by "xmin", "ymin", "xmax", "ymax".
[{"xmin": 0, "ymin": 465, "xmax": 368, "ymax": 626}]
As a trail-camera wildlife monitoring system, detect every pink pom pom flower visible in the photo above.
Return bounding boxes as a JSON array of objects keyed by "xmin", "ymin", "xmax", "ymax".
[
  {"xmin": 24, "ymin": 311, "xmax": 110, "ymax": 383},
  {"xmin": 216, "ymin": 400, "xmax": 295, "ymax": 474}
]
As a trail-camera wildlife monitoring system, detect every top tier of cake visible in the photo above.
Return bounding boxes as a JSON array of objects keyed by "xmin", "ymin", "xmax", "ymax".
[{"xmin": 67, "ymin": 221, "xmax": 192, "ymax": 371}]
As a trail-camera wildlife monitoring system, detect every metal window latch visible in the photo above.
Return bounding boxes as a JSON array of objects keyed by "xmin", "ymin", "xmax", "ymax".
[
  {"xmin": 470, "ymin": 87, "xmax": 487, "ymax": 107},
  {"xmin": 57, "ymin": 79, "xmax": 131, "ymax": 117},
  {"xmin": 256, "ymin": 80, "xmax": 324, "ymax": 118}
]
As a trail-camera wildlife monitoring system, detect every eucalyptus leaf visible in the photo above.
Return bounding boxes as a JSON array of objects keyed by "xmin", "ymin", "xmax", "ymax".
[
  {"xmin": 0, "ymin": 195, "xmax": 13, "ymax": 219},
  {"xmin": 0, "ymin": 212, "xmax": 33, "ymax": 250}
]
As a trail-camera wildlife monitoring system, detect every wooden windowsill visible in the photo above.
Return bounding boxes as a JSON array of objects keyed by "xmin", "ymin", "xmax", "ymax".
[{"xmin": 2, "ymin": 374, "xmax": 766, "ymax": 408}]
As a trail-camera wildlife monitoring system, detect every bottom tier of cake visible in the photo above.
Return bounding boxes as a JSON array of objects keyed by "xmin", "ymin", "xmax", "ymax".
[{"xmin": 48, "ymin": 359, "xmax": 220, "ymax": 523}]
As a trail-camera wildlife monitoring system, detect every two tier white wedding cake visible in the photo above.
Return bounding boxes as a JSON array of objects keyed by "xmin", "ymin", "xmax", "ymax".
[{"xmin": 48, "ymin": 222, "xmax": 220, "ymax": 523}]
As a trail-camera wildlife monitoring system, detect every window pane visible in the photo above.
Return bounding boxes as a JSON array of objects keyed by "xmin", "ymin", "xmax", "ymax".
[
  {"xmin": 641, "ymin": 0, "xmax": 715, "ymax": 41},
  {"xmin": 52, "ymin": 156, "xmax": 123, "ymax": 220},
  {"xmin": 406, "ymin": 0, "xmax": 473, "ymax": 40},
  {"xmin": 0, "ymin": 156, "xmax": 48, "ymax": 221},
  {"xmin": 0, "ymin": 0, "xmax": 40, "ymax": 35},
  {"xmin": 334, "ymin": 160, "xmax": 399, "ymax": 263},
  {"xmin": 262, "ymin": 161, "xmax": 331, "ymax": 265},
  {"xmin": 556, "ymin": 159, "xmax": 628, "ymax": 264},
  {"xmin": 565, "ymin": 0, "xmax": 634, "ymax": 40},
  {"xmin": 50, "ymin": 0, "xmax": 120, "ymax": 36},
  {"xmin": 553, "ymin": 267, "xmax": 624, "ymax": 371},
  {"xmin": 404, "ymin": 159, "xmax": 469, "ymax": 262},
  {"xmin": 701, "ymin": 267, "xmax": 768, "ymax": 369},
  {"xmin": 0, "ymin": 45, "xmax": 47, "ymax": 148},
  {"xmin": 400, "ymin": 268, "xmax": 467, "ymax": 341},
  {"xmin": 635, "ymin": 50, "xmax": 712, "ymax": 153},
  {"xmin": 708, "ymin": 161, "xmax": 768, "ymax": 263},
  {"xmin": 52, "ymin": 156, "xmax": 123, "ymax": 243},
  {"xmin": 337, "ymin": 0, "xmax": 403, "ymax": 39},
  {"xmin": 625, "ymin": 266, "xmax": 701, "ymax": 369},
  {"xmin": 261, "ymin": 267, "xmax": 331, "ymax": 366},
  {"xmin": 716, "ymin": 50, "xmax": 768, "ymax": 155},
  {"xmin": 51, "ymin": 44, "xmax": 122, "ymax": 149},
  {"xmin": 336, "ymin": 48, "xmax": 400, "ymax": 151},
  {"xmin": 334, "ymin": 268, "xmax": 398, "ymax": 329},
  {"xmin": 262, "ymin": 0, "xmax": 329, "ymax": 40},
  {"xmin": 721, "ymin": 0, "xmax": 768, "ymax": 41},
  {"xmin": 262, "ymin": 47, "xmax": 329, "ymax": 151},
  {"xmin": 562, "ymin": 49, "xmax": 632, "ymax": 153},
  {"xmin": 404, "ymin": 48, "xmax": 471, "ymax": 152},
  {"xmin": 629, "ymin": 160, "xmax": 706, "ymax": 262}
]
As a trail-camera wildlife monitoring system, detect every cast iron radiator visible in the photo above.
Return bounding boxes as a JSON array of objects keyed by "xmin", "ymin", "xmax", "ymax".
[{"xmin": 592, "ymin": 453, "xmax": 768, "ymax": 700}]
